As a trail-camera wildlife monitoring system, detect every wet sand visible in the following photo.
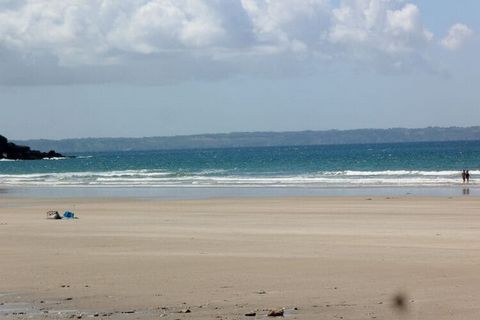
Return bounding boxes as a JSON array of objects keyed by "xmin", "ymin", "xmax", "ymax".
[{"xmin": 1, "ymin": 196, "xmax": 480, "ymax": 319}]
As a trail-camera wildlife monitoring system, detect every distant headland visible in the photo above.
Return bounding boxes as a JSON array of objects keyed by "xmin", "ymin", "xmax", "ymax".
[
  {"xmin": 0, "ymin": 134, "xmax": 63, "ymax": 160},
  {"xmin": 13, "ymin": 126, "xmax": 480, "ymax": 153}
]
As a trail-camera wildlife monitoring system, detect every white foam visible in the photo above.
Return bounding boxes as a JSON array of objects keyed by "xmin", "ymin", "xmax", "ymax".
[
  {"xmin": 342, "ymin": 170, "xmax": 465, "ymax": 176},
  {"xmin": 0, "ymin": 169, "xmax": 477, "ymax": 187},
  {"xmin": 43, "ymin": 157, "xmax": 68, "ymax": 160}
]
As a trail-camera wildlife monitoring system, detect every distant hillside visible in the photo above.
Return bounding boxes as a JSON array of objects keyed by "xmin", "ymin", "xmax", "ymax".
[{"xmin": 15, "ymin": 126, "xmax": 480, "ymax": 153}]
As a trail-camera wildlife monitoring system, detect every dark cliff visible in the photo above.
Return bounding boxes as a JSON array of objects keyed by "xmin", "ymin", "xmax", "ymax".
[{"xmin": 0, "ymin": 135, "xmax": 63, "ymax": 160}]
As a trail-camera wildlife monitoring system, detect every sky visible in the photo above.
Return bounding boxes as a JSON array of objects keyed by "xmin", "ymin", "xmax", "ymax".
[{"xmin": 0, "ymin": 0, "xmax": 479, "ymax": 140}]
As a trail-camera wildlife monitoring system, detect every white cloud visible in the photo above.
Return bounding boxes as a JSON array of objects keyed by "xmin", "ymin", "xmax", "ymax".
[
  {"xmin": 0, "ymin": 0, "xmax": 229, "ymax": 65},
  {"xmin": 0, "ymin": 0, "xmax": 470, "ymax": 84},
  {"xmin": 329, "ymin": 1, "xmax": 432, "ymax": 54},
  {"xmin": 440, "ymin": 23, "xmax": 473, "ymax": 50},
  {"xmin": 240, "ymin": 0, "xmax": 330, "ymax": 53}
]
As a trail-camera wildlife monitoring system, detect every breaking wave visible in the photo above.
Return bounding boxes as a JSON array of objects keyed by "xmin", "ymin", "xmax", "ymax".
[{"xmin": 0, "ymin": 169, "xmax": 477, "ymax": 187}]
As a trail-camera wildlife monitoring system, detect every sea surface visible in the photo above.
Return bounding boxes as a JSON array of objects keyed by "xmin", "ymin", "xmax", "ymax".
[{"xmin": 1, "ymin": 141, "xmax": 479, "ymax": 195}]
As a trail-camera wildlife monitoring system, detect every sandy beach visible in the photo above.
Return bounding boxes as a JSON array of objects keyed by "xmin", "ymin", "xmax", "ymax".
[{"xmin": 1, "ymin": 195, "xmax": 480, "ymax": 319}]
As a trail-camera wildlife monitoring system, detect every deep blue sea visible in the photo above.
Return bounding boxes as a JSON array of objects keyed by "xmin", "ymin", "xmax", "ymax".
[{"xmin": 1, "ymin": 141, "xmax": 479, "ymax": 190}]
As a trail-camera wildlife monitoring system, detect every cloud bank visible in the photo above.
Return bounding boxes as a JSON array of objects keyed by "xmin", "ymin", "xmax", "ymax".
[{"xmin": 0, "ymin": 0, "xmax": 473, "ymax": 85}]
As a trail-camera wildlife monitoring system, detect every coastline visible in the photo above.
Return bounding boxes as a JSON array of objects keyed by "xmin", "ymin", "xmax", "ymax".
[{"xmin": 2, "ymin": 195, "xmax": 480, "ymax": 319}]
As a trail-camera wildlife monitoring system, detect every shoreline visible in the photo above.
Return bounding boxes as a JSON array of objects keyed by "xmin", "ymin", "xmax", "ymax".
[{"xmin": 1, "ymin": 184, "xmax": 479, "ymax": 199}]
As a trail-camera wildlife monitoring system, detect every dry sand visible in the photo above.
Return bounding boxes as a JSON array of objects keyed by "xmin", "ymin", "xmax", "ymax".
[{"xmin": 1, "ymin": 196, "xmax": 480, "ymax": 319}]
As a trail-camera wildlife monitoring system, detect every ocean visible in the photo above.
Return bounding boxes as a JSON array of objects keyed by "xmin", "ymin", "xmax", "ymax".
[{"xmin": 1, "ymin": 141, "xmax": 479, "ymax": 194}]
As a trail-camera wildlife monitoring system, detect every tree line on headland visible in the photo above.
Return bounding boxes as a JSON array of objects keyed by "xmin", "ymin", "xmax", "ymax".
[
  {"xmin": 0, "ymin": 134, "xmax": 63, "ymax": 160},
  {"xmin": 11, "ymin": 126, "xmax": 480, "ymax": 154}
]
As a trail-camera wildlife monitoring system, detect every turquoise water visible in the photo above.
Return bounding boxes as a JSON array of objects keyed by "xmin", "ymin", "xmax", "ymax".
[{"xmin": 1, "ymin": 141, "xmax": 479, "ymax": 188}]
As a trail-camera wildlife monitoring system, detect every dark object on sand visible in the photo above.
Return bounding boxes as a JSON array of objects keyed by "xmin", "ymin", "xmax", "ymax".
[
  {"xmin": 178, "ymin": 309, "xmax": 191, "ymax": 314},
  {"xmin": 245, "ymin": 312, "xmax": 256, "ymax": 316},
  {"xmin": 47, "ymin": 211, "xmax": 62, "ymax": 219},
  {"xmin": 267, "ymin": 309, "xmax": 284, "ymax": 317},
  {"xmin": 0, "ymin": 134, "xmax": 64, "ymax": 160},
  {"xmin": 121, "ymin": 310, "xmax": 136, "ymax": 314},
  {"xmin": 392, "ymin": 293, "xmax": 408, "ymax": 312}
]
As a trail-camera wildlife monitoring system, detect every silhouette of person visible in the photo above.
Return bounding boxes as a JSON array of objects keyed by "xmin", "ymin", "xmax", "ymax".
[
  {"xmin": 466, "ymin": 170, "xmax": 470, "ymax": 184},
  {"xmin": 462, "ymin": 170, "xmax": 466, "ymax": 183}
]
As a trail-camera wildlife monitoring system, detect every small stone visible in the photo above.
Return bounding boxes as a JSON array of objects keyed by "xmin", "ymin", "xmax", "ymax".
[
  {"xmin": 179, "ymin": 309, "xmax": 191, "ymax": 313},
  {"xmin": 257, "ymin": 290, "xmax": 266, "ymax": 294},
  {"xmin": 245, "ymin": 312, "xmax": 256, "ymax": 316},
  {"xmin": 267, "ymin": 309, "xmax": 284, "ymax": 317},
  {"xmin": 65, "ymin": 297, "xmax": 73, "ymax": 301}
]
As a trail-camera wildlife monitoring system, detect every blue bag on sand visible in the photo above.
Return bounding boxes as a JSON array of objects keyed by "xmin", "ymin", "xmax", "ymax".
[{"xmin": 63, "ymin": 211, "xmax": 75, "ymax": 219}]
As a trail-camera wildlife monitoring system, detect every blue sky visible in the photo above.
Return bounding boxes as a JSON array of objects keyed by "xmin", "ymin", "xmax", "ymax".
[{"xmin": 0, "ymin": 0, "xmax": 478, "ymax": 140}]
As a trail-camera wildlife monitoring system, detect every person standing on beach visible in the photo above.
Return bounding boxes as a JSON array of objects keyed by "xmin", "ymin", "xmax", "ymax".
[
  {"xmin": 462, "ymin": 170, "xmax": 466, "ymax": 183},
  {"xmin": 466, "ymin": 170, "xmax": 470, "ymax": 183}
]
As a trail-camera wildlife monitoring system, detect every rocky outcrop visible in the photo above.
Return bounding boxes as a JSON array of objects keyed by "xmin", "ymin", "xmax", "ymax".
[{"xmin": 0, "ymin": 134, "xmax": 64, "ymax": 160}]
